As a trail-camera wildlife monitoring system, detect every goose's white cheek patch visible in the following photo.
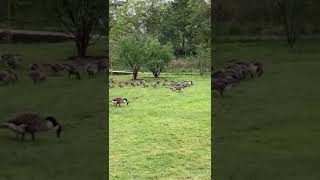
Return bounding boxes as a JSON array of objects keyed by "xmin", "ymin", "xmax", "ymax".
[{"xmin": 46, "ymin": 121, "xmax": 54, "ymax": 129}]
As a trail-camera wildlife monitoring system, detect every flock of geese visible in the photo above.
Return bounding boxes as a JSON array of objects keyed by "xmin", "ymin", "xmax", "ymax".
[
  {"xmin": 0, "ymin": 53, "xmax": 107, "ymax": 85},
  {"xmin": 109, "ymin": 79, "xmax": 193, "ymax": 92},
  {"xmin": 0, "ymin": 54, "xmax": 107, "ymax": 142},
  {"xmin": 109, "ymin": 79, "xmax": 194, "ymax": 108},
  {"xmin": 212, "ymin": 60, "xmax": 264, "ymax": 96}
]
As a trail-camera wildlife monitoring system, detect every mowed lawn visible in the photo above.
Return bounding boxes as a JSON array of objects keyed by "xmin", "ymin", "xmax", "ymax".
[
  {"xmin": 0, "ymin": 40, "xmax": 107, "ymax": 180},
  {"xmin": 214, "ymin": 39, "xmax": 320, "ymax": 180},
  {"xmin": 109, "ymin": 74, "xmax": 211, "ymax": 179}
]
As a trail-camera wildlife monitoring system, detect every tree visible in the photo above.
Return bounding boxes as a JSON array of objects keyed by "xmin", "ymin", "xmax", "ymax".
[
  {"xmin": 275, "ymin": 0, "xmax": 308, "ymax": 48},
  {"xmin": 146, "ymin": 37, "xmax": 173, "ymax": 78},
  {"xmin": 118, "ymin": 34, "xmax": 148, "ymax": 80},
  {"xmin": 155, "ymin": 0, "xmax": 211, "ymax": 57},
  {"xmin": 110, "ymin": 0, "xmax": 150, "ymax": 41},
  {"xmin": 194, "ymin": 45, "xmax": 210, "ymax": 76},
  {"xmin": 55, "ymin": 0, "xmax": 105, "ymax": 57}
]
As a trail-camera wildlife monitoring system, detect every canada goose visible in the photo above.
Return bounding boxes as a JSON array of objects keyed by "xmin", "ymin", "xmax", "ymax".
[
  {"xmin": 143, "ymin": 83, "xmax": 149, "ymax": 88},
  {"xmin": 170, "ymin": 81, "xmax": 177, "ymax": 86},
  {"xmin": 86, "ymin": 63, "xmax": 97, "ymax": 77},
  {"xmin": 45, "ymin": 64, "xmax": 60, "ymax": 75},
  {"xmin": 109, "ymin": 83, "xmax": 115, "ymax": 88},
  {"xmin": 183, "ymin": 80, "xmax": 193, "ymax": 86},
  {"xmin": 111, "ymin": 98, "xmax": 129, "ymax": 106},
  {"xmin": 64, "ymin": 64, "xmax": 81, "ymax": 80},
  {"xmin": 171, "ymin": 85, "xmax": 184, "ymax": 92},
  {"xmin": 253, "ymin": 62, "xmax": 264, "ymax": 77},
  {"xmin": 213, "ymin": 79, "xmax": 228, "ymax": 96},
  {"xmin": 50, "ymin": 64, "xmax": 64, "ymax": 75},
  {"xmin": 0, "ymin": 71, "xmax": 10, "ymax": 85},
  {"xmin": 96, "ymin": 60, "xmax": 107, "ymax": 72},
  {"xmin": 2, "ymin": 54, "xmax": 21, "ymax": 69},
  {"xmin": 29, "ymin": 63, "xmax": 40, "ymax": 71},
  {"xmin": 0, "ymin": 69, "xmax": 18, "ymax": 84},
  {"xmin": 0, "ymin": 112, "xmax": 62, "ymax": 142},
  {"xmin": 29, "ymin": 70, "xmax": 47, "ymax": 84},
  {"xmin": 6, "ymin": 69, "xmax": 18, "ymax": 83}
]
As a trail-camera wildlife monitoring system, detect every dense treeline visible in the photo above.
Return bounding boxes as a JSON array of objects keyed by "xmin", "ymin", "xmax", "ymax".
[
  {"xmin": 109, "ymin": 0, "xmax": 211, "ymax": 78},
  {"xmin": 215, "ymin": 0, "xmax": 320, "ymax": 36},
  {"xmin": 110, "ymin": 0, "xmax": 211, "ymax": 57},
  {"xmin": 0, "ymin": 0, "xmax": 61, "ymax": 30},
  {"xmin": 110, "ymin": 0, "xmax": 211, "ymax": 78}
]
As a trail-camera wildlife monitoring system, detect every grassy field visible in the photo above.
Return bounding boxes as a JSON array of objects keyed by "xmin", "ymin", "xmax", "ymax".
[
  {"xmin": 109, "ymin": 74, "xmax": 211, "ymax": 179},
  {"xmin": 0, "ymin": 40, "xmax": 107, "ymax": 180},
  {"xmin": 214, "ymin": 39, "xmax": 320, "ymax": 180}
]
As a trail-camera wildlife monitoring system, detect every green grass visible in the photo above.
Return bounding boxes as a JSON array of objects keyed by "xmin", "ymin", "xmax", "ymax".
[
  {"xmin": 214, "ymin": 39, "xmax": 320, "ymax": 180},
  {"xmin": 109, "ymin": 74, "xmax": 211, "ymax": 179},
  {"xmin": 0, "ymin": 40, "xmax": 107, "ymax": 180}
]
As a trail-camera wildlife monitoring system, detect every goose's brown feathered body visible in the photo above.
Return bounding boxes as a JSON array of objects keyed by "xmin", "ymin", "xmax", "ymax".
[
  {"xmin": 29, "ymin": 70, "xmax": 47, "ymax": 83},
  {"xmin": 7, "ymin": 112, "xmax": 49, "ymax": 132},
  {"xmin": 0, "ymin": 112, "xmax": 62, "ymax": 142}
]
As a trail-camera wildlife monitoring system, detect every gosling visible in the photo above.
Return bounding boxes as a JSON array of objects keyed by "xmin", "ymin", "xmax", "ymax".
[{"xmin": 0, "ymin": 112, "xmax": 62, "ymax": 142}]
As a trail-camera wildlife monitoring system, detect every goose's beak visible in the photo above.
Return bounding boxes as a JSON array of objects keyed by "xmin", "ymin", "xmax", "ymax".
[{"xmin": 56, "ymin": 125, "xmax": 62, "ymax": 138}]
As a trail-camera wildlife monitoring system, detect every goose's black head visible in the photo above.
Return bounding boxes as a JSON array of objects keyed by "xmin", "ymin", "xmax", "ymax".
[
  {"xmin": 124, "ymin": 98, "xmax": 129, "ymax": 105},
  {"xmin": 46, "ymin": 116, "xmax": 62, "ymax": 138}
]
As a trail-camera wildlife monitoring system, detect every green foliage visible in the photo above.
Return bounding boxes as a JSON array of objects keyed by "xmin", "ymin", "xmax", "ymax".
[
  {"xmin": 118, "ymin": 34, "xmax": 148, "ymax": 79},
  {"xmin": 156, "ymin": 0, "xmax": 211, "ymax": 56},
  {"xmin": 118, "ymin": 34, "xmax": 174, "ymax": 78},
  {"xmin": 145, "ymin": 37, "xmax": 173, "ymax": 77},
  {"xmin": 110, "ymin": 0, "xmax": 149, "ymax": 40},
  {"xmin": 110, "ymin": 0, "xmax": 211, "ymax": 57},
  {"xmin": 193, "ymin": 45, "xmax": 210, "ymax": 76}
]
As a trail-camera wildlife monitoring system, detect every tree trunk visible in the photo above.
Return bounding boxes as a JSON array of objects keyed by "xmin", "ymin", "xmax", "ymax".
[
  {"xmin": 75, "ymin": 32, "xmax": 90, "ymax": 57},
  {"xmin": 133, "ymin": 69, "xmax": 138, "ymax": 80},
  {"xmin": 153, "ymin": 71, "xmax": 160, "ymax": 78},
  {"xmin": 76, "ymin": 42, "xmax": 88, "ymax": 57},
  {"xmin": 277, "ymin": 0, "xmax": 300, "ymax": 48}
]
